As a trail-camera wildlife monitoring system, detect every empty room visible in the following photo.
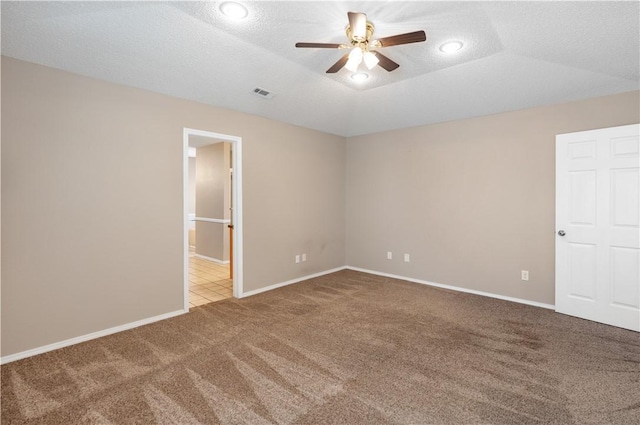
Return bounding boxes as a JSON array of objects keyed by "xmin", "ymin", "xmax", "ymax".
[{"xmin": 1, "ymin": 1, "xmax": 639, "ymax": 424}]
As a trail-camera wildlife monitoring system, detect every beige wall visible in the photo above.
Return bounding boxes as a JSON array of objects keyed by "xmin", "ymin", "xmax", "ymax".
[
  {"xmin": 188, "ymin": 156, "xmax": 196, "ymax": 216},
  {"xmin": 1, "ymin": 57, "xmax": 346, "ymax": 357},
  {"xmin": 346, "ymin": 91, "xmax": 640, "ymax": 305},
  {"xmin": 188, "ymin": 156, "xmax": 196, "ymax": 246},
  {"xmin": 195, "ymin": 143, "xmax": 230, "ymax": 262}
]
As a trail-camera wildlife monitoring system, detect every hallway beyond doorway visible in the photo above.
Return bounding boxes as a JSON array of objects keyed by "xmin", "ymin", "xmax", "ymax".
[{"xmin": 189, "ymin": 250, "xmax": 232, "ymax": 307}]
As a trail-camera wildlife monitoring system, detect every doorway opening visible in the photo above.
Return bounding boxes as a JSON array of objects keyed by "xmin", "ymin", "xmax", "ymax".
[{"xmin": 183, "ymin": 128, "xmax": 243, "ymax": 311}]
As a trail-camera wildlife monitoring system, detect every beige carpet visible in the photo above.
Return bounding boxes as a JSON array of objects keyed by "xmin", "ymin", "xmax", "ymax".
[{"xmin": 2, "ymin": 270, "xmax": 639, "ymax": 424}]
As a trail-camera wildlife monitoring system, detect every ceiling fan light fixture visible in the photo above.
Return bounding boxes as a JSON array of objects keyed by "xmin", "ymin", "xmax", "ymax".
[
  {"xmin": 439, "ymin": 40, "xmax": 463, "ymax": 54},
  {"xmin": 219, "ymin": 2, "xmax": 248, "ymax": 20},
  {"xmin": 345, "ymin": 48, "xmax": 363, "ymax": 71},
  {"xmin": 345, "ymin": 58, "xmax": 359, "ymax": 72},
  {"xmin": 363, "ymin": 51, "xmax": 379, "ymax": 69},
  {"xmin": 350, "ymin": 72, "xmax": 369, "ymax": 82},
  {"xmin": 348, "ymin": 47, "xmax": 363, "ymax": 62}
]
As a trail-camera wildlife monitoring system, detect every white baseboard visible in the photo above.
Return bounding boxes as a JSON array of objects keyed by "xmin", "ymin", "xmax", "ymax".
[
  {"xmin": 346, "ymin": 266, "xmax": 555, "ymax": 310},
  {"xmin": 0, "ymin": 309, "xmax": 186, "ymax": 365},
  {"xmin": 193, "ymin": 253, "xmax": 229, "ymax": 265},
  {"xmin": 240, "ymin": 266, "xmax": 348, "ymax": 298}
]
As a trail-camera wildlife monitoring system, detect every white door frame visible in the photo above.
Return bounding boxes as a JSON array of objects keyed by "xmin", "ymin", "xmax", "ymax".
[{"xmin": 183, "ymin": 128, "xmax": 243, "ymax": 311}]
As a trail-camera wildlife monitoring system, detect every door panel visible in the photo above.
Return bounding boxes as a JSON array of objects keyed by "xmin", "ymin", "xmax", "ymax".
[
  {"xmin": 610, "ymin": 247, "xmax": 639, "ymax": 308},
  {"xmin": 569, "ymin": 171, "xmax": 597, "ymax": 225},
  {"xmin": 556, "ymin": 124, "xmax": 640, "ymax": 331},
  {"xmin": 611, "ymin": 169, "xmax": 639, "ymax": 226},
  {"xmin": 568, "ymin": 139, "xmax": 596, "ymax": 159},
  {"xmin": 568, "ymin": 243, "xmax": 597, "ymax": 300},
  {"xmin": 611, "ymin": 136, "xmax": 639, "ymax": 158}
]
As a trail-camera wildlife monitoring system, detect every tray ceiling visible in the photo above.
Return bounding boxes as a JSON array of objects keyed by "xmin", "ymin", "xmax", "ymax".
[{"xmin": 2, "ymin": 1, "xmax": 639, "ymax": 136}]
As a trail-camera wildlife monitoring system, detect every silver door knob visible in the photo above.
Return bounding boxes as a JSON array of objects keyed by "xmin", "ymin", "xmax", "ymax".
[{"xmin": 558, "ymin": 230, "xmax": 566, "ymax": 236}]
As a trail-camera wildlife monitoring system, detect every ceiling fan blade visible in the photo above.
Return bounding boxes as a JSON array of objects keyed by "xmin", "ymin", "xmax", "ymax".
[
  {"xmin": 295, "ymin": 42, "xmax": 346, "ymax": 49},
  {"xmin": 348, "ymin": 11, "xmax": 367, "ymax": 41},
  {"xmin": 375, "ymin": 30, "xmax": 427, "ymax": 47},
  {"xmin": 373, "ymin": 51, "xmax": 400, "ymax": 72},
  {"xmin": 326, "ymin": 53, "xmax": 349, "ymax": 73}
]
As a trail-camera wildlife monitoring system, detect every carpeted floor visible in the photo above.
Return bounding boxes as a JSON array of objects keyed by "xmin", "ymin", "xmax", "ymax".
[{"xmin": 2, "ymin": 270, "xmax": 639, "ymax": 424}]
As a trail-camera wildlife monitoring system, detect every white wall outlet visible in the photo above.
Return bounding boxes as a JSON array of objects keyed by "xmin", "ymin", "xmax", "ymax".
[
  {"xmin": 404, "ymin": 253, "xmax": 410, "ymax": 262},
  {"xmin": 521, "ymin": 270, "xmax": 529, "ymax": 281},
  {"xmin": 295, "ymin": 255, "xmax": 300, "ymax": 264},
  {"xmin": 302, "ymin": 253, "xmax": 307, "ymax": 262},
  {"xmin": 387, "ymin": 251, "xmax": 393, "ymax": 260}
]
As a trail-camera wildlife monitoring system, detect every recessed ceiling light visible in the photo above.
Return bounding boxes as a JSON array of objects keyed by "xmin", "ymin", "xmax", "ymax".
[
  {"xmin": 351, "ymin": 72, "xmax": 369, "ymax": 82},
  {"xmin": 439, "ymin": 40, "xmax": 463, "ymax": 54},
  {"xmin": 219, "ymin": 2, "xmax": 248, "ymax": 20}
]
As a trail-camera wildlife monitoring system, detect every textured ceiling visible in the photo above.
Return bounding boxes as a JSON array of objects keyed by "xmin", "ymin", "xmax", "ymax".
[{"xmin": 2, "ymin": 1, "xmax": 639, "ymax": 137}]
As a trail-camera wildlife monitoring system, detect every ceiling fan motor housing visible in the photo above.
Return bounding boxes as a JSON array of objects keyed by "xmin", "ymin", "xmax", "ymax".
[{"xmin": 346, "ymin": 21, "xmax": 375, "ymax": 45}]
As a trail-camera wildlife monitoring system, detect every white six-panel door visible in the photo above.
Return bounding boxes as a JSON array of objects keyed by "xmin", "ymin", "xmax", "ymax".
[{"xmin": 556, "ymin": 124, "xmax": 640, "ymax": 331}]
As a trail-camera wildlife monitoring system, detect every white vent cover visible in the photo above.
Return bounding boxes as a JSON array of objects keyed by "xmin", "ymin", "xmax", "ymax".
[{"xmin": 251, "ymin": 87, "xmax": 276, "ymax": 99}]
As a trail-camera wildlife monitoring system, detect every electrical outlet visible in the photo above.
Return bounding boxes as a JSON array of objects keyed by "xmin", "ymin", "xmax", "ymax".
[
  {"xmin": 295, "ymin": 255, "xmax": 300, "ymax": 264},
  {"xmin": 404, "ymin": 253, "xmax": 410, "ymax": 263},
  {"xmin": 521, "ymin": 270, "xmax": 529, "ymax": 281},
  {"xmin": 302, "ymin": 253, "xmax": 307, "ymax": 262},
  {"xmin": 387, "ymin": 251, "xmax": 393, "ymax": 260}
]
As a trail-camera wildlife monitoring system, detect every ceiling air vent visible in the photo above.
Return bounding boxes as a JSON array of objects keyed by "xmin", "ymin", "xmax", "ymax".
[{"xmin": 251, "ymin": 87, "xmax": 276, "ymax": 99}]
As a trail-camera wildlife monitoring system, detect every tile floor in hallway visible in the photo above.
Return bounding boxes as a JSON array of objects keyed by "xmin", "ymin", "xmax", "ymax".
[{"xmin": 189, "ymin": 253, "xmax": 232, "ymax": 308}]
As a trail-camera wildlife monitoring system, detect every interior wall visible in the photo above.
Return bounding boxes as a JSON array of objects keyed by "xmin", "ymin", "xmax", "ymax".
[
  {"xmin": 346, "ymin": 90, "xmax": 640, "ymax": 305},
  {"xmin": 1, "ymin": 57, "xmax": 346, "ymax": 357},
  {"xmin": 223, "ymin": 143, "xmax": 231, "ymax": 259},
  {"xmin": 188, "ymin": 156, "xmax": 196, "ymax": 216},
  {"xmin": 195, "ymin": 143, "xmax": 229, "ymax": 262},
  {"xmin": 188, "ymin": 156, "xmax": 196, "ymax": 246}
]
